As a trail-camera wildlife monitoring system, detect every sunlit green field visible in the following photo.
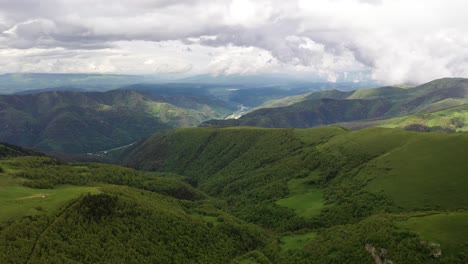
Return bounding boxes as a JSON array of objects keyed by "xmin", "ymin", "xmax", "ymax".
[
  {"xmin": 276, "ymin": 171, "xmax": 325, "ymax": 218},
  {"xmin": 379, "ymin": 104, "xmax": 468, "ymax": 132},
  {"xmin": 397, "ymin": 212, "xmax": 468, "ymax": 255},
  {"xmin": 362, "ymin": 134, "xmax": 468, "ymax": 210},
  {"xmin": 0, "ymin": 172, "xmax": 100, "ymax": 222}
]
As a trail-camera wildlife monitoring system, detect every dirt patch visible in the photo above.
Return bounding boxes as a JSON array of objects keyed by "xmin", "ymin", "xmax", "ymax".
[{"xmin": 16, "ymin": 193, "xmax": 49, "ymax": 200}]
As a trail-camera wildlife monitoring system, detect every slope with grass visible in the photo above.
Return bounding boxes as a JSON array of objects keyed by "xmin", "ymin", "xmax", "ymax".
[
  {"xmin": 276, "ymin": 171, "xmax": 325, "ymax": 218},
  {"xmin": 340, "ymin": 103, "xmax": 468, "ymax": 132},
  {"xmin": 121, "ymin": 126, "xmax": 468, "ymax": 263},
  {"xmin": 0, "ymin": 154, "xmax": 269, "ymax": 263},
  {"xmin": 2, "ymin": 124, "xmax": 468, "ymax": 263},
  {"xmin": 397, "ymin": 212, "xmax": 468, "ymax": 256}
]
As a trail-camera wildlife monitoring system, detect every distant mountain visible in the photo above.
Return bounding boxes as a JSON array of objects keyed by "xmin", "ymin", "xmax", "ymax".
[
  {"xmin": 0, "ymin": 73, "xmax": 166, "ymax": 94},
  {"xmin": 0, "ymin": 90, "xmax": 236, "ymax": 153},
  {"xmin": 202, "ymin": 78, "xmax": 468, "ymax": 129},
  {"xmin": 0, "ymin": 73, "xmax": 376, "ymax": 95},
  {"xmin": 178, "ymin": 74, "xmax": 375, "ymax": 92},
  {"xmin": 13, "ymin": 86, "xmax": 89, "ymax": 95},
  {"xmin": 177, "ymin": 73, "xmax": 376, "ymax": 86},
  {"xmin": 177, "ymin": 73, "xmax": 306, "ymax": 85},
  {"xmin": 202, "ymin": 98, "xmax": 392, "ymax": 128},
  {"xmin": 0, "ymin": 77, "xmax": 380, "ymax": 153},
  {"xmin": 120, "ymin": 82, "xmax": 361, "ymax": 108}
]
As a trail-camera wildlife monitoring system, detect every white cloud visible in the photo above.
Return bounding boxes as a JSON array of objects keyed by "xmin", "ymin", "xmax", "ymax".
[
  {"xmin": 207, "ymin": 46, "xmax": 278, "ymax": 76},
  {"xmin": 0, "ymin": 0, "xmax": 467, "ymax": 84}
]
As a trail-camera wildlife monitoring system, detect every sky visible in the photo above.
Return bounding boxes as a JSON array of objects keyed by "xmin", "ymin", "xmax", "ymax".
[{"xmin": 0, "ymin": 0, "xmax": 467, "ymax": 84}]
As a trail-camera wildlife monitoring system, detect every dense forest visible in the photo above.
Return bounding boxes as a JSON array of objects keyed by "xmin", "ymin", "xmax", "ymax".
[
  {"xmin": 2, "ymin": 123, "xmax": 467, "ymax": 263},
  {"xmin": 120, "ymin": 126, "xmax": 468, "ymax": 263}
]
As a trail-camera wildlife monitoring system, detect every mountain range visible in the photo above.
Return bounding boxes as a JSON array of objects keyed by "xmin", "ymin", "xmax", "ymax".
[
  {"xmin": 202, "ymin": 78, "xmax": 468, "ymax": 132},
  {"xmin": 0, "ymin": 76, "xmax": 377, "ymax": 153},
  {"xmin": 0, "ymin": 89, "xmax": 236, "ymax": 153},
  {"xmin": 0, "ymin": 76, "xmax": 468, "ymax": 263}
]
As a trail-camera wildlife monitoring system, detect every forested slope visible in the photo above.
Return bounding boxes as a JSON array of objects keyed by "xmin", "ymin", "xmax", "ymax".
[
  {"xmin": 0, "ymin": 89, "xmax": 236, "ymax": 153},
  {"xmin": 0, "ymin": 155, "xmax": 267, "ymax": 263},
  {"xmin": 202, "ymin": 78, "xmax": 468, "ymax": 129},
  {"xmin": 1, "ymin": 126, "xmax": 467, "ymax": 263},
  {"xmin": 121, "ymin": 126, "xmax": 468, "ymax": 263}
]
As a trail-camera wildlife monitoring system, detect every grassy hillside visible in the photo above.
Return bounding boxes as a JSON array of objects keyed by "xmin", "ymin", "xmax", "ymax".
[
  {"xmin": 397, "ymin": 212, "xmax": 468, "ymax": 256},
  {"xmin": 340, "ymin": 103, "xmax": 468, "ymax": 132},
  {"xmin": 121, "ymin": 126, "xmax": 468, "ymax": 263},
  {"xmin": 0, "ymin": 155, "xmax": 268, "ymax": 263},
  {"xmin": 0, "ymin": 90, "xmax": 236, "ymax": 153},
  {"xmin": 1, "ymin": 126, "xmax": 467, "ymax": 263},
  {"xmin": 1, "ymin": 123, "xmax": 467, "ymax": 263}
]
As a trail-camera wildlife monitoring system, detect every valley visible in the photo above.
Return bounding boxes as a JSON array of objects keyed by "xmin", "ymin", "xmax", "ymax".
[
  {"xmin": 203, "ymin": 78, "xmax": 468, "ymax": 133},
  {"xmin": 1, "ymin": 1, "xmax": 467, "ymax": 263},
  {"xmin": 0, "ymin": 77, "xmax": 467, "ymax": 263},
  {"xmin": 1, "ymin": 124, "xmax": 467, "ymax": 263}
]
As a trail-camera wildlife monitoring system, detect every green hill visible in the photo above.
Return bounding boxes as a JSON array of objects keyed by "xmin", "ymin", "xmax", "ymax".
[
  {"xmin": 0, "ymin": 90, "xmax": 236, "ymax": 153},
  {"xmin": 120, "ymin": 126, "xmax": 468, "ymax": 263},
  {"xmin": 203, "ymin": 98, "xmax": 392, "ymax": 128},
  {"xmin": 0, "ymin": 155, "xmax": 268, "ymax": 263},
  {"xmin": 339, "ymin": 103, "xmax": 468, "ymax": 132},
  {"xmin": 0, "ymin": 143, "xmax": 43, "ymax": 159},
  {"xmin": 1, "ymin": 126, "xmax": 468, "ymax": 263},
  {"xmin": 204, "ymin": 78, "xmax": 468, "ymax": 129}
]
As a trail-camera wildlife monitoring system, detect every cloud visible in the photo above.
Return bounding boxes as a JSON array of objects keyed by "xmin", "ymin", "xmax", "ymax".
[
  {"xmin": 0, "ymin": 0, "xmax": 467, "ymax": 84},
  {"xmin": 207, "ymin": 47, "xmax": 278, "ymax": 76}
]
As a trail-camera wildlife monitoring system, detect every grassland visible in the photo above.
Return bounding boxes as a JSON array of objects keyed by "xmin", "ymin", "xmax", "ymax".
[
  {"xmin": 397, "ymin": 212, "xmax": 468, "ymax": 255},
  {"xmin": 279, "ymin": 232, "xmax": 317, "ymax": 251},
  {"xmin": 276, "ymin": 172, "xmax": 325, "ymax": 218},
  {"xmin": 2, "ymin": 122, "xmax": 467, "ymax": 263},
  {"xmin": 0, "ymin": 157, "xmax": 101, "ymax": 221},
  {"xmin": 0, "ymin": 183, "xmax": 100, "ymax": 222},
  {"xmin": 0, "ymin": 154, "xmax": 270, "ymax": 263},
  {"xmin": 340, "ymin": 103, "xmax": 468, "ymax": 132},
  {"xmin": 360, "ymin": 133, "xmax": 468, "ymax": 210},
  {"xmin": 121, "ymin": 126, "xmax": 468, "ymax": 262},
  {"xmin": 379, "ymin": 104, "xmax": 468, "ymax": 132}
]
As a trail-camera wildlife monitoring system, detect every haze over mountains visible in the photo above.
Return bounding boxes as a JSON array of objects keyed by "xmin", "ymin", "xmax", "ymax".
[{"xmin": 0, "ymin": 73, "xmax": 375, "ymax": 95}]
